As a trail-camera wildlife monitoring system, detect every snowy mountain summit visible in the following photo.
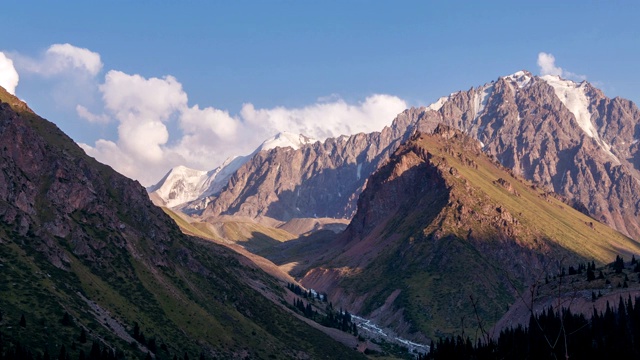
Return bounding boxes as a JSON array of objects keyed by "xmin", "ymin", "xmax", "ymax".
[
  {"xmin": 148, "ymin": 131, "xmax": 316, "ymax": 208},
  {"xmin": 257, "ymin": 131, "xmax": 317, "ymax": 151}
]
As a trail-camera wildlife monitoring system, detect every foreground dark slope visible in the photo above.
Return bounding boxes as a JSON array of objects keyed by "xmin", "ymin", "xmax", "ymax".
[
  {"xmin": 0, "ymin": 88, "xmax": 363, "ymax": 359},
  {"xmin": 298, "ymin": 126, "xmax": 640, "ymax": 341}
]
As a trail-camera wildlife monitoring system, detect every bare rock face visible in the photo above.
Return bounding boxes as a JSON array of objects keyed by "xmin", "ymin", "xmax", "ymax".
[
  {"xmin": 202, "ymin": 108, "xmax": 424, "ymax": 221},
  {"xmin": 417, "ymin": 71, "xmax": 640, "ymax": 240},
  {"xmin": 0, "ymin": 98, "xmax": 177, "ymax": 269}
]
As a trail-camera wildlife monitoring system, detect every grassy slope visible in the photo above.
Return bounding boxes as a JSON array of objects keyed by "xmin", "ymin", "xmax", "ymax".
[
  {"xmin": 0, "ymin": 216, "xmax": 364, "ymax": 359},
  {"xmin": 163, "ymin": 207, "xmax": 297, "ymax": 252},
  {"xmin": 337, "ymin": 132, "xmax": 640, "ymax": 340}
]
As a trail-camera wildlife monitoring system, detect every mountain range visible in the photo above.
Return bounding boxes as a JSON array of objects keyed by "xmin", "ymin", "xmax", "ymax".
[
  {"xmin": 149, "ymin": 70, "xmax": 640, "ymax": 343},
  {"xmin": 4, "ymin": 67, "xmax": 640, "ymax": 359},
  {"xmin": 154, "ymin": 70, "xmax": 640, "ymax": 242}
]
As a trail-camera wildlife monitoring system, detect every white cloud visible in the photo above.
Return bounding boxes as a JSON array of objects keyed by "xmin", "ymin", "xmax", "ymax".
[
  {"xmin": 0, "ymin": 52, "xmax": 19, "ymax": 94},
  {"xmin": 12, "ymin": 43, "xmax": 102, "ymax": 77},
  {"xmin": 537, "ymin": 52, "xmax": 586, "ymax": 81},
  {"xmin": 537, "ymin": 52, "xmax": 562, "ymax": 76},
  {"xmin": 11, "ymin": 44, "xmax": 407, "ymax": 186},
  {"xmin": 76, "ymin": 105, "xmax": 110, "ymax": 123},
  {"xmin": 100, "ymin": 70, "xmax": 187, "ymax": 121},
  {"xmin": 83, "ymin": 69, "xmax": 407, "ymax": 186},
  {"xmin": 99, "ymin": 70, "xmax": 186, "ymax": 164}
]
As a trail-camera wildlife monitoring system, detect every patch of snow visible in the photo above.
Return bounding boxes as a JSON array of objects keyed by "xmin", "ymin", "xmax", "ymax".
[
  {"xmin": 149, "ymin": 154, "xmax": 252, "ymax": 209},
  {"xmin": 258, "ymin": 131, "xmax": 316, "ymax": 151},
  {"xmin": 357, "ymin": 163, "xmax": 363, "ymax": 180},
  {"xmin": 147, "ymin": 165, "xmax": 209, "ymax": 208},
  {"xmin": 541, "ymin": 75, "xmax": 621, "ymax": 165},
  {"xmin": 474, "ymin": 84, "xmax": 494, "ymax": 122},
  {"xmin": 633, "ymin": 139, "xmax": 639, "ymax": 145},
  {"xmin": 427, "ymin": 96, "xmax": 449, "ymax": 111},
  {"xmin": 504, "ymin": 70, "xmax": 533, "ymax": 88},
  {"xmin": 541, "ymin": 75, "xmax": 595, "ymax": 137}
]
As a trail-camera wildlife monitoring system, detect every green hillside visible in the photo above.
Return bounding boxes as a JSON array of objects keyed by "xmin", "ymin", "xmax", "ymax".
[{"xmin": 0, "ymin": 87, "xmax": 364, "ymax": 359}]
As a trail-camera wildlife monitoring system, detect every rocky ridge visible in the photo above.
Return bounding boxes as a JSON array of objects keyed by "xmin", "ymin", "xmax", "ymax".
[{"xmin": 196, "ymin": 108, "xmax": 422, "ymax": 221}]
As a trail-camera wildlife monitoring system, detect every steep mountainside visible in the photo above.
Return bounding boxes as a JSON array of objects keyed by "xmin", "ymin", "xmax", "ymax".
[
  {"xmin": 294, "ymin": 126, "xmax": 640, "ymax": 341},
  {"xmin": 200, "ymin": 108, "xmax": 423, "ymax": 221},
  {"xmin": 0, "ymin": 88, "xmax": 363, "ymax": 359},
  {"xmin": 149, "ymin": 132, "xmax": 316, "ymax": 211}
]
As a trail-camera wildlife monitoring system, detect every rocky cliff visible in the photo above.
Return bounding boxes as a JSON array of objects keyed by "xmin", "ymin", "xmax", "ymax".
[{"xmin": 416, "ymin": 71, "xmax": 640, "ymax": 240}]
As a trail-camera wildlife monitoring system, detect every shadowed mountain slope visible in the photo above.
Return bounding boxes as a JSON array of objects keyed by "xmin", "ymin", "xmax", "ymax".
[{"xmin": 0, "ymin": 87, "xmax": 364, "ymax": 359}]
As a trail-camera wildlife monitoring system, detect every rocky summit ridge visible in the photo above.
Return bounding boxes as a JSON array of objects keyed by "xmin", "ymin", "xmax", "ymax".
[{"xmin": 157, "ymin": 70, "xmax": 640, "ymax": 242}]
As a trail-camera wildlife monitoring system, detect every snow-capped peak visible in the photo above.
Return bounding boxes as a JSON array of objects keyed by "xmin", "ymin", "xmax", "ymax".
[
  {"xmin": 147, "ymin": 165, "xmax": 210, "ymax": 208},
  {"xmin": 540, "ymin": 75, "xmax": 595, "ymax": 137},
  {"xmin": 541, "ymin": 74, "xmax": 620, "ymax": 164},
  {"xmin": 149, "ymin": 131, "xmax": 317, "ymax": 209},
  {"xmin": 427, "ymin": 96, "xmax": 449, "ymax": 111},
  {"xmin": 258, "ymin": 131, "xmax": 317, "ymax": 151},
  {"xmin": 503, "ymin": 70, "xmax": 533, "ymax": 88}
]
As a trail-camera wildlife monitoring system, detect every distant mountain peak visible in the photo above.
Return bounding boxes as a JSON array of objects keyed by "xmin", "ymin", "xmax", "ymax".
[
  {"xmin": 503, "ymin": 70, "xmax": 534, "ymax": 88},
  {"xmin": 258, "ymin": 131, "xmax": 317, "ymax": 151}
]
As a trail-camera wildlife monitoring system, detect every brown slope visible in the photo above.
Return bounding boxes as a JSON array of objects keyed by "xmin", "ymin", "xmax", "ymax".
[
  {"xmin": 0, "ymin": 87, "xmax": 364, "ymax": 359},
  {"xmin": 296, "ymin": 125, "xmax": 640, "ymax": 341}
]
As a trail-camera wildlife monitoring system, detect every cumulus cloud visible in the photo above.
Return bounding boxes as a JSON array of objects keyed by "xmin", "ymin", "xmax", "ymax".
[
  {"xmin": 11, "ymin": 43, "xmax": 407, "ymax": 186},
  {"xmin": 12, "ymin": 43, "xmax": 102, "ymax": 77},
  {"xmin": 0, "ymin": 52, "xmax": 19, "ymax": 94},
  {"xmin": 76, "ymin": 105, "xmax": 110, "ymax": 123},
  {"xmin": 240, "ymin": 94, "xmax": 407, "ymax": 140},
  {"xmin": 82, "ymin": 70, "xmax": 407, "ymax": 186},
  {"xmin": 100, "ymin": 71, "xmax": 186, "ymax": 164},
  {"xmin": 537, "ymin": 52, "xmax": 586, "ymax": 81}
]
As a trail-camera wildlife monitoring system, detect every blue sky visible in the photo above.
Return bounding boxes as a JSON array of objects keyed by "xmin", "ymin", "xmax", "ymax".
[{"xmin": 1, "ymin": 1, "xmax": 639, "ymax": 185}]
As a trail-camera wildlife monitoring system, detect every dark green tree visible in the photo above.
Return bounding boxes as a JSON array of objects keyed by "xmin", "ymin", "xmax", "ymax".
[{"xmin": 79, "ymin": 328, "xmax": 87, "ymax": 344}]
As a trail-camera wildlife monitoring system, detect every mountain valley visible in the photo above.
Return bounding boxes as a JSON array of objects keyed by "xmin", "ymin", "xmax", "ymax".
[{"xmin": 4, "ymin": 68, "xmax": 640, "ymax": 359}]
